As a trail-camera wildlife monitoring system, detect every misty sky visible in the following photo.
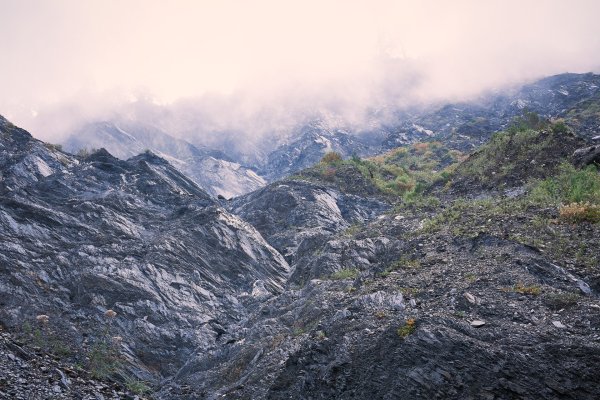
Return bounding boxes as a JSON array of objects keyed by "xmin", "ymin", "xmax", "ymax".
[{"xmin": 1, "ymin": 0, "xmax": 600, "ymax": 139}]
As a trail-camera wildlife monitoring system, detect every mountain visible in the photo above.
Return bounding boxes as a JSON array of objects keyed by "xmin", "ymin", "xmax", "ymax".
[
  {"xmin": 383, "ymin": 72, "xmax": 600, "ymax": 151},
  {"xmin": 60, "ymin": 73, "xmax": 600, "ymax": 191},
  {"xmin": 63, "ymin": 121, "xmax": 266, "ymax": 198},
  {"xmin": 161, "ymin": 121, "xmax": 600, "ymax": 399},
  {"xmin": 0, "ymin": 117, "xmax": 289, "ymax": 387},
  {"xmin": 2, "ymin": 72, "xmax": 600, "ymax": 399}
]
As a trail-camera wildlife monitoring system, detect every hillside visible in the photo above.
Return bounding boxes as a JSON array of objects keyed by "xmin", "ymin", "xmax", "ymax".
[
  {"xmin": 0, "ymin": 117, "xmax": 289, "ymax": 396},
  {"xmin": 1, "ymin": 78, "xmax": 600, "ymax": 399},
  {"xmin": 162, "ymin": 122, "xmax": 600, "ymax": 399}
]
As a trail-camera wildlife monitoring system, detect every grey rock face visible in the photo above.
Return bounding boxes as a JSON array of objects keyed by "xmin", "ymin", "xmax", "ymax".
[
  {"xmin": 162, "ymin": 219, "xmax": 600, "ymax": 400},
  {"xmin": 572, "ymin": 145, "xmax": 600, "ymax": 168},
  {"xmin": 229, "ymin": 179, "xmax": 390, "ymax": 264},
  {"xmin": 0, "ymin": 118, "xmax": 77, "ymax": 192},
  {"xmin": 0, "ymin": 119, "xmax": 289, "ymax": 379}
]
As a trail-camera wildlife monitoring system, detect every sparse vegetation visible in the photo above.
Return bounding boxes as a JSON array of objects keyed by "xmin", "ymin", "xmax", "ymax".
[
  {"xmin": 330, "ymin": 268, "xmax": 359, "ymax": 280},
  {"xmin": 343, "ymin": 223, "xmax": 363, "ymax": 237},
  {"xmin": 551, "ymin": 119, "xmax": 569, "ymax": 134},
  {"xmin": 88, "ymin": 340, "xmax": 121, "ymax": 379},
  {"xmin": 19, "ymin": 316, "xmax": 73, "ymax": 358},
  {"xmin": 44, "ymin": 143, "xmax": 63, "ymax": 152},
  {"xmin": 399, "ymin": 287, "xmax": 420, "ymax": 297},
  {"xmin": 529, "ymin": 163, "xmax": 600, "ymax": 206},
  {"xmin": 544, "ymin": 292, "xmax": 580, "ymax": 310},
  {"xmin": 397, "ymin": 318, "xmax": 416, "ymax": 338},
  {"xmin": 450, "ymin": 117, "xmax": 581, "ymax": 191},
  {"xmin": 321, "ymin": 151, "xmax": 343, "ymax": 164},
  {"xmin": 297, "ymin": 142, "xmax": 463, "ymax": 201},
  {"xmin": 559, "ymin": 202, "xmax": 600, "ymax": 223},
  {"xmin": 88, "ymin": 309, "xmax": 121, "ymax": 379},
  {"xmin": 124, "ymin": 376, "xmax": 152, "ymax": 395},
  {"xmin": 506, "ymin": 283, "xmax": 542, "ymax": 296},
  {"xmin": 506, "ymin": 110, "xmax": 548, "ymax": 133},
  {"xmin": 381, "ymin": 258, "xmax": 421, "ymax": 276},
  {"xmin": 515, "ymin": 283, "xmax": 542, "ymax": 295},
  {"xmin": 76, "ymin": 147, "xmax": 99, "ymax": 158}
]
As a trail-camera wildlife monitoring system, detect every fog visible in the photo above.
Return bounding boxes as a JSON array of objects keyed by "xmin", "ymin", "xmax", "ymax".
[{"xmin": 1, "ymin": 0, "xmax": 600, "ymax": 142}]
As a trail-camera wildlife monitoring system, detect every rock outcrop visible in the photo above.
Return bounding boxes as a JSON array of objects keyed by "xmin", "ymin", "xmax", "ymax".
[{"xmin": 0, "ymin": 118, "xmax": 289, "ymax": 382}]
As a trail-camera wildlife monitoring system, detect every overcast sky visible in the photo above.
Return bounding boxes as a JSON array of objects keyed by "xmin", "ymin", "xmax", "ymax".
[{"xmin": 1, "ymin": 0, "xmax": 600, "ymax": 138}]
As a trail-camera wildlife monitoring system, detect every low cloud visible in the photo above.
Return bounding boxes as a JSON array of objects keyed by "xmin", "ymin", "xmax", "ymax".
[{"xmin": 1, "ymin": 0, "xmax": 599, "ymax": 142}]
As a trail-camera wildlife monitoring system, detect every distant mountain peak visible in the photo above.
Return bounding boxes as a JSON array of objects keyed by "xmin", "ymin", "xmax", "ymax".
[{"xmin": 63, "ymin": 120, "xmax": 267, "ymax": 198}]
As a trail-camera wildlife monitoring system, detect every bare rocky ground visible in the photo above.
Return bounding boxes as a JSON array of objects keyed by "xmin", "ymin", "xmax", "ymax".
[
  {"xmin": 0, "ymin": 326, "xmax": 145, "ymax": 399},
  {"xmin": 159, "ymin": 123, "xmax": 600, "ymax": 399},
  {"xmin": 162, "ymin": 192, "xmax": 600, "ymax": 399}
]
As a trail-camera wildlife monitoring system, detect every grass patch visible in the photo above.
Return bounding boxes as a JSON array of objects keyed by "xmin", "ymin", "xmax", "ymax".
[
  {"xmin": 399, "ymin": 287, "xmax": 420, "ymax": 297},
  {"xmin": 381, "ymin": 258, "xmax": 421, "ymax": 276},
  {"xmin": 450, "ymin": 116, "xmax": 580, "ymax": 190},
  {"xmin": 559, "ymin": 202, "xmax": 600, "ymax": 223},
  {"xmin": 529, "ymin": 163, "xmax": 600, "ymax": 223},
  {"xmin": 512, "ymin": 283, "xmax": 542, "ymax": 296},
  {"xmin": 529, "ymin": 164, "xmax": 600, "ymax": 205},
  {"xmin": 329, "ymin": 268, "xmax": 359, "ymax": 280}
]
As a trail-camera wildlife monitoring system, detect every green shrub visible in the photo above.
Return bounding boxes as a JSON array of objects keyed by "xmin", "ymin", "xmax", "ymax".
[
  {"xmin": 507, "ymin": 111, "xmax": 548, "ymax": 133},
  {"xmin": 397, "ymin": 319, "xmax": 416, "ymax": 338},
  {"xmin": 551, "ymin": 120, "xmax": 569, "ymax": 134},
  {"xmin": 513, "ymin": 283, "xmax": 542, "ymax": 296},
  {"xmin": 88, "ymin": 310, "xmax": 121, "ymax": 379},
  {"xmin": 125, "ymin": 377, "xmax": 152, "ymax": 395},
  {"xmin": 88, "ymin": 340, "xmax": 121, "ymax": 379}
]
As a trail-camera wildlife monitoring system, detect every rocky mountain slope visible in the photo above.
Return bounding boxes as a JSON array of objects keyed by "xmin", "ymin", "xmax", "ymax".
[
  {"xmin": 0, "ymin": 116, "xmax": 289, "ymax": 395},
  {"xmin": 162, "ymin": 121, "xmax": 600, "ymax": 399},
  {"xmin": 1, "ymin": 73, "xmax": 600, "ymax": 399},
  {"xmin": 383, "ymin": 72, "xmax": 600, "ymax": 151},
  {"xmin": 63, "ymin": 121, "xmax": 266, "ymax": 198}
]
